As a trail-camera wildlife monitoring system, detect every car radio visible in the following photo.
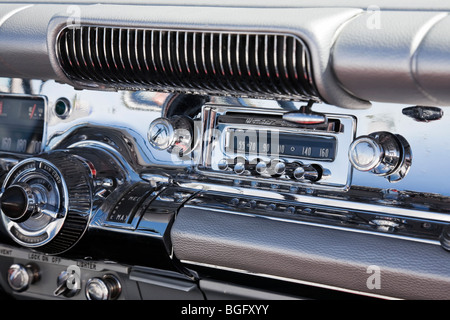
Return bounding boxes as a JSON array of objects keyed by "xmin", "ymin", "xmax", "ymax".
[{"xmin": 197, "ymin": 105, "xmax": 356, "ymax": 190}]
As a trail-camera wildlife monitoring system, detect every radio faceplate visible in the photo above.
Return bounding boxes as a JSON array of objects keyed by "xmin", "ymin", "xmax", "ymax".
[{"xmin": 198, "ymin": 105, "xmax": 356, "ymax": 191}]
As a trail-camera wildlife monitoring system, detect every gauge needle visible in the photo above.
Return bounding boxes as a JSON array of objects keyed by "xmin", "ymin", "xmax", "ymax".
[{"xmin": 29, "ymin": 103, "xmax": 36, "ymax": 119}]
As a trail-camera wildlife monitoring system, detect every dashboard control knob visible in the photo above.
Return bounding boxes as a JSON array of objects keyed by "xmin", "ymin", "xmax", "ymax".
[
  {"xmin": 267, "ymin": 159, "xmax": 286, "ymax": 177},
  {"xmin": 303, "ymin": 165, "xmax": 320, "ymax": 182},
  {"xmin": 288, "ymin": 163, "xmax": 320, "ymax": 182},
  {"xmin": 255, "ymin": 160, "xmax": 269, "ymax": 176},
  {"xmin": 217, "ymin": 158, "xmax": 230, "ymax": 171},
  {"xmin": 54, "ymin": 269, "xmax": 81, "ymax": 298},
  {"xmin": 85, "ymin": 275, "xmax": 122, "ymax": 300},
  {"xmin": 148, "ymin": 116, "xmax": 194, "ymax": 157},
  {"xmin": 7, "ymin": 263, "xmax": 40, "ymax": 292},
  {"xmin": 231, "ymin": 157, "xmax": 247, "ymax": 175},
  {"xmin": 0, "ymin": 149, "xmax": 117, "ymax": 254},
  {"xmin": 349, "ymin": 132, "xmax": 412, "ymax": 182},
  {"xmin": 1, "ymin": 183, "xmax": 36, "ymax": 223},
  {"xmin": 348, "ymin": 136, "xmax": 383, "ymax": 172},
  {"xmin": 292, "ymin": 165, "xmax": 306, "ymax": 180}
]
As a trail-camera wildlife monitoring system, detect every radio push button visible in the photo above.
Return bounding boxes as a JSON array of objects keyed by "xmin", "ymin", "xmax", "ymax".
[
  {"xmin": 287, "ymin": 162, "xmax": 320, "ymax": 182},
  {"xmin": 267, "ymin": 159, "xmax": 286, "ymax": 177},
  {"xmin": 217, "ymin": 158, "xmax": 230, "ymax": 171},
  {"xmin": 255, "ymin": 160, "xmax": 269, "ymax": 176},
  {"xmin": 231, "ymin": 157, "xmax": 247, "ymax": 175}
]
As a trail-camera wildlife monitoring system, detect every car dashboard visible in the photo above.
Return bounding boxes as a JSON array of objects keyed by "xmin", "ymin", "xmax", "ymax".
[{"xmin": 0, "ymin": 0, "xmax": 450, "ymax": 301}]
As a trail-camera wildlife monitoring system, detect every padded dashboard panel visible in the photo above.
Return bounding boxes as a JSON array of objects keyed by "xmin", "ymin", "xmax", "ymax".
[
  {"xmin": 2, "ymin": 1, "xmax": 450, "ymax": 108},
  {"xmin": 333, "ymin": 11, "xmax": 450, "ymax": 106},
  {"xmin": 171, "ymin": 207, "xmax": 450, "ymax": 300}
]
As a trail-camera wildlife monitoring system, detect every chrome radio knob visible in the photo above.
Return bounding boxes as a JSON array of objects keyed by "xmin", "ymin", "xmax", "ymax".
[
  {"xmin": 227, "ymin": 157, "xmax": 247, "ymax": 175},
  {"xmin": 288, "ymin": 163, "xmax": 320, "ymax": 182},
  {"xmin": 148, "ymin": 116, "xmax": 194, "ymax": 157},
  {"xmin": 217, "ymin": 158, "xmax": 230, "ymax": 171},
  {"xmin": 255, "ymin": 160, "xmax": 269, "ymax": 176},
  {"xmin": 349, "ymin": 132, "xmax": 412, "ymax": 182},
  {"xmin": 233, "ymin": 158, "xmax": 246, "ymax": 175},
  {"xmin": 268, "ymin": 160, "xmax": 286, "ymax": 177},
  {"xmin": 7, "ymin": 263, "xmax": 40, "ymax": 292},
  {"xmin": 348, "ymin": 136, "xmax": 383, "ymax": 172},
  {"xmin": 86, "ymin": 275, "xmax": 121, "ymax": 300}
]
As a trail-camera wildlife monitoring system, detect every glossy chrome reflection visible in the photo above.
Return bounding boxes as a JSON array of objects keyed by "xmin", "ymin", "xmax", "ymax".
[{"xmin": 349, "ymin": 132, "xmax": 412, "ymax": 182}]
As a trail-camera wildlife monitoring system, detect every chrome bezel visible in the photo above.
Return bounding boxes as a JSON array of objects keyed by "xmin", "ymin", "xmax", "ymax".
[
  {"xmin": 198, "ymin": 104, "xmax": 356, "ymax": 191},
  {"xmin": 1, "ymin": 158, "xmax": 69, "ymax": 248},
  {"xmin": 348, "ymin": 136, "xmax": 383, "ymax": 172}
]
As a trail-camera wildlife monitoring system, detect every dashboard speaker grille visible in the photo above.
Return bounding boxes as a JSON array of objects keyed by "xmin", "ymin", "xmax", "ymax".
[{"xmin": 56, "ymin": 26, "xmax": 320, "ymax": 101}]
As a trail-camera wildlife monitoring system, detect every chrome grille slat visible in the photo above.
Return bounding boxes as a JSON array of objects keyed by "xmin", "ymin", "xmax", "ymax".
[{"xmin": 56, "ymin": 26, "xmax": 320, "ymax": 101}]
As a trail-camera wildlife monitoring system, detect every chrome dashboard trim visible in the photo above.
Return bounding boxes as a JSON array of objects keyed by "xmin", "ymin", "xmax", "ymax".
[
  {"xmin": 180, "ymin": 259, "xmax": 399, "ymax": 300},
  {"xmin": 182, "ymin": 204, "xmax": 441, "ymax": 246},
  {"xmin": 179, "ymin": 181, "xmax": 450, "ymax": 223}
]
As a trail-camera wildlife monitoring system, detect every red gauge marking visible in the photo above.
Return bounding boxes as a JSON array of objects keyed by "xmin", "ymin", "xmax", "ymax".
[{"xmin": 29, "ymin": 104, "xmax": 36, "ymax": 119}]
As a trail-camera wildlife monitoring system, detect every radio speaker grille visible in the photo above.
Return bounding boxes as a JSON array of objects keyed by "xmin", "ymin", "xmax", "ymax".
[{"xmin": 56, "ymin": 26, "xmax": 320, "ymax": 101}]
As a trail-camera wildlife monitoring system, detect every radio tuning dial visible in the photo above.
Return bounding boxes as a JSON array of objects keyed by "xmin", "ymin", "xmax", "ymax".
[
  {"xmin": 349, "ymin": 131, "xmax": 412, "ymax": 182},
  {"xmin": 148, "ymin": 116, "xmax": 194, "ymax": 157}
]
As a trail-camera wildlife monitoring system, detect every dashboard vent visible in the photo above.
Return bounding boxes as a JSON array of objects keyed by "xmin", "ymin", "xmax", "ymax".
[{"xmin": 56, "ymin": 26, "xmax": 320, "ymax": 101}]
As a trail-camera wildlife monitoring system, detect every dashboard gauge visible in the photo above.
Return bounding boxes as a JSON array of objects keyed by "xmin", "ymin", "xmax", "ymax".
[
  {"xmin": 27, "ymin": 103, "xmax": 44, "ymax": 121},
  {"xmin": 0, "ymin": 95, "xmax": 45, "ymax": 155}
]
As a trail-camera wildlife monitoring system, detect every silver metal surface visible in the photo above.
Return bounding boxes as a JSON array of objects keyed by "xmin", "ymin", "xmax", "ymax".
[
  {"xmin": 198, "ymin": 104, "xmax": 356, "ymax": 191},
  {"xmin": 1, "ymin": 157, "xmax": 68, "ymax": 249},
  {"xmin": 0, "ymin": 77, "xmax": 448, "ymax": 223},
  {"xmin": 85, "ymin": 275, "xmax": 122, "ymax": 300},
  {"xmin": 7, "ymin": 263, "xmax": 40, "ymax": 292}
]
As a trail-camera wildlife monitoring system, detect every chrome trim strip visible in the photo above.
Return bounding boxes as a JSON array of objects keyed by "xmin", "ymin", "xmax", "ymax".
[
  {"xmin": 180, "ymin": 260, "xmax": 400, "ymax": 300},
  {"xmin": 179, "ymin": 181, "xmax": 450, "ymax": 223},
  {"xmin": 182, "ymin": 204, "xmax": 441, "ymax": 245}
]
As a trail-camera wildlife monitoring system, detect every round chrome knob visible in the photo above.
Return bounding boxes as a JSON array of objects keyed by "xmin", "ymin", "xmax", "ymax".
[
  {"xmin": 293, "ymin": 166, "xmax": 306, "ymax": 180},
  {"xmin": 232, "ymin": 157, "xmax": 246, "ymax": 175},
  {"xmin": 0, "ymin": 152, "xmax": 96, "ymax": 254},
  {"xmin": 217, "ymin": 158, "xmax": 230, "ymax": 171},
  {"xmin": 7, "ymin": 263, "xmax": 40, "ymax": 292},
  {"xmin": 148, "ymin": 116, "xmax": 194, "ymax": 157},
  {"xmin": 288, "ymin": 163, "xmax": 320, "ymax": 182},
  {"xmin": 267, "ymin": 159, "xmax": 285, "ymax": 177},
  {"xmin": 349, "ymin": 132, "xmax": 412, "ymax": 181},
  {"xmin": 348, "ymin": 136, "xmax": 383, "ymax": 172},
  {"xmin": 86, "ymin": 275, "xmax": 122, "ymax": 300},
  {"xmin": 255, "ymin": 160, "xmax": 269, "ymax": 176}
]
